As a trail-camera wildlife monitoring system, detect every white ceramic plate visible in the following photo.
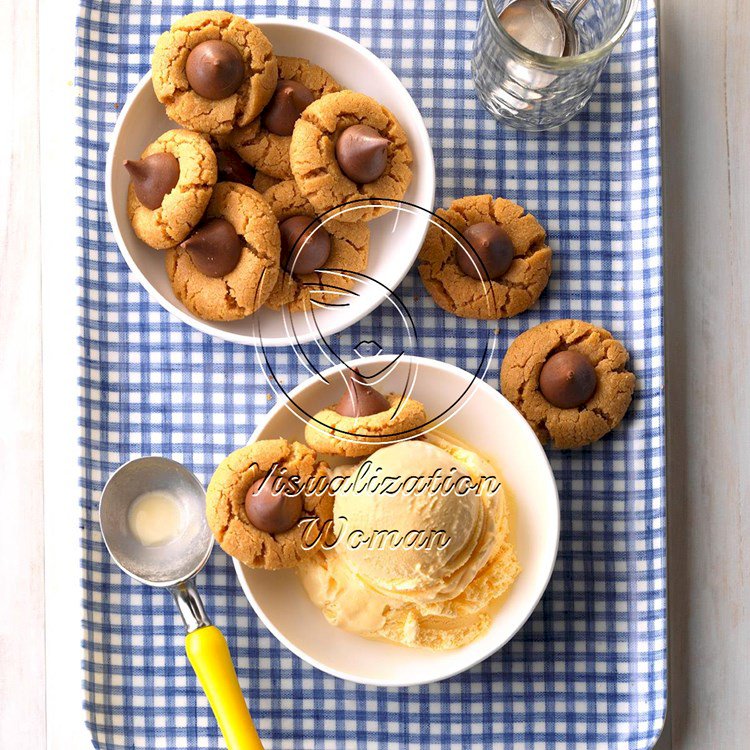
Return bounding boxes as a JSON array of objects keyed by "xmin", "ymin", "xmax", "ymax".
[
  {"xmin": 105, "ymin": 19, "xmax": 435, "ymax": 347},
  {"xmin": 234, "ymin": 356, "xmax": 560, "ymax": 686}
]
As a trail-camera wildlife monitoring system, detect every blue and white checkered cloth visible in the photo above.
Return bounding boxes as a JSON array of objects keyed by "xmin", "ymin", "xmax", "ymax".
[{"xmin": 76, "ymin": 1, "xmax": 665, "ymax": 747}]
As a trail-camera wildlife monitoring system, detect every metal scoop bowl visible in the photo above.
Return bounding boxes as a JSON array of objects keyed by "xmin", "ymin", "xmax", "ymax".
[{"xmin": 99, "ymin": 456, "xmax": 264, "ymax": 750}]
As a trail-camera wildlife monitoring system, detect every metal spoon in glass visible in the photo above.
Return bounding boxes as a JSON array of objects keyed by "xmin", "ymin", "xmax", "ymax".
[
  {"xmin": 99, "ymin": 456, "xmax": 264, "ymax": 750},
  {"xmin": 498, "ymin": 0, "xmax": 592, "ymax": 57}
]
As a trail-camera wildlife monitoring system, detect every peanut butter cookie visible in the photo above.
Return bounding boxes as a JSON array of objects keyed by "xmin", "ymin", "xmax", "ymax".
[
  {"xmin": 500, "ymin": 319, "xmax": 636, "ymax": 449},
  {"xmin": 290, "ymin": 90, "xmax": 413, "ymax": 223},
  {"xmin": 206, "ymin": 439, "xmax": 334, "ymax": 569},
  {"xmin": 418, "ymin": 194, "xmax": 552, "ymax": 320},
  {"xmin": 262, "ymin": 180, "xmax": 370, "ymax": 312},
  {"xmin": 252, "ymin": 171, "xmax": 281, "ymax": 193},
  {"xmin": 165, "ymin": 182, "xmax": 280, "ymax": 321},
  {"xmin": 126, "ymin": 129, "xmax": 217, "ymax": 250},
  {"xmin": 304, "ymin": 368, "xmax": 428, "ymax": 457},
  {"xmin": 152, "ymin": 11, "xmax": 277, "ymax": 135},
  {"xmin": 222, "ymin": 56, "xmax": 341, "ymax": 180}
]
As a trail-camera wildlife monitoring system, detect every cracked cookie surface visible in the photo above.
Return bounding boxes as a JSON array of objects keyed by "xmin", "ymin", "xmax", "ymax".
[
  {"xmin": 206, "ymin": 439, "xmax": 334, "ymax": 569},
  {"xmin": 252, "ymin": 171, "xmax": 281, "ymax": 193},
  {"xmin": 262, "ymin": 180, "xmax": 369, "ymax": 312},
  {"xmin": 127, "ymin": 129, "xmax": 217, "ymax": 250},
  {"xmin": 222, "ymin": 56, "xmax": 341, "ymax": 180},
  {"xmin": 418, "ymin": 194, "xmax": 552, "ymax": 320},
  {"xmin": 289, "ymin": 90, "xmax": 413, "ymax": 223},
  {"xmin": 165, "ymin": 182, "xmax": 280, "ymax": 321},
  {"xmin": 152, "ymin": 10, "xmax": 277, "ymax": 135},
  {"xmin": 500, "ymin": 319, "xmax": 636, "ymax": 448},
  {"xmin": 305, "ymin": 393, "xmax": 428, "ymax": 458}
]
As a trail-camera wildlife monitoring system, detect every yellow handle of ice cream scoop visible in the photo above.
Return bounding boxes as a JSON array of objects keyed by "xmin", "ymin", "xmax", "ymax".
[{"xmin": 185, "ymin": 625, "xmax": 264, "ymax": 750}]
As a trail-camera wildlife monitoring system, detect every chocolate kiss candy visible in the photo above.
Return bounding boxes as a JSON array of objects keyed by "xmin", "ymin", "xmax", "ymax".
[
  {"xmin": 185, "ymin": 39, "xmax": 244, "ymax": 100},
  {"xmin": 335, "ymin": 124, "xmax": 389, "ymax": 184},
  {"xmin": 279, "ymin": 215, "xmax": 331, "ymax": 276},
  {"xmin": 216, "ymin": 148, "xmax": 255, "ymax": 186},
  {"xmin": 245, "ymin": 474, "xmax": 303, "ymax": 535},
  {"xmin": 457, "ymin": 222, "xmax": 514, "ymax": 281},
  {"xmin": 539, "ymin": 350, "xmax": 597, "ymax": 409},
  {"xmin": 124, "ymin": 152, "xmax": 180, "ymax": 210},
  {"xmin": 334, "ymin": 368, "xmax": 389, "ymax": 418},
  {"xmin": 180, "ymin": 218, "xmax": 242, "ymax": 278},
  {"xmin": 262, "ymin": 80, "xmax": 315, "ymax": 136}
]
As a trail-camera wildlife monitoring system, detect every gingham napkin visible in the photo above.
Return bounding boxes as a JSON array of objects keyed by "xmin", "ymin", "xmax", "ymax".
[{"xmin": 76, "ymin": 1, "xmax": 665, "ymax": 747}]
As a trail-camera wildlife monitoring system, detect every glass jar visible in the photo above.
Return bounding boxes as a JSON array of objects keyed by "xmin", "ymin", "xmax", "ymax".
[{"xmin": 472, "ymin": 0, "xmax": 639, "ymax": 131}]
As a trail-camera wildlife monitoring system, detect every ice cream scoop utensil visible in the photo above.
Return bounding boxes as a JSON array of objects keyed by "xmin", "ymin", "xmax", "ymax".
[{"xmin": 99, "ymin": 456, "xmax": 264, "ymax": 750}]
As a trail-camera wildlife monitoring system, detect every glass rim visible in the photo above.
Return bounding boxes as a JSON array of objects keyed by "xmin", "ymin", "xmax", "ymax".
[{"xmin": 483, "ymin": 0, "xmax": 640, "ymax": 69}]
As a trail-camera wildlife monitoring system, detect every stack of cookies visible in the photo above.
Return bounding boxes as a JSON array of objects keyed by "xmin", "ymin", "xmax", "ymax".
[{"xmin": 124, "ymin": 10, "xmax": 413, "ymax": 322}]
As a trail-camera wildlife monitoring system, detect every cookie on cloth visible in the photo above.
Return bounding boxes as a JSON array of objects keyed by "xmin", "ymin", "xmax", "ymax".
[
  {"xmin": 290, "ymin": 90, "xmax": 413, "ymax": 223},
  {"xmin": 152, "ymin": 10, "xmax": 277, "ymax": 135},
  {"xmin": 262, "ymin": 180, "xmax": 369, "ymax": 312},
  {"xmin": 206, "ymin": 439, "xmax": 334, "ymax": 569},
  {"xmin": 222, "ymin": 56, "xmax": 341, "ymax": 180},
  {"xmin": 500, "ymin": 319, "xmax": 636, "ymax": 449},
  {"xmin": 165, "ymin": 182, "xmax": 280, "ymax": 321},
  {"xmin": 418, "ymin": 194, "xmax": 552, "ymax": 320},
  {"xmin": 126, "ymin": 129, "xmax": 217, "ymax": 250},
  {"xmin": 304, "ymin": 368, "xmax": 428, "ymax": 458}
]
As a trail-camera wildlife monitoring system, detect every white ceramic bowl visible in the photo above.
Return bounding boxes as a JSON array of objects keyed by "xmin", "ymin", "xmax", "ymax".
[
  {"xmin": 106, "ymin": 19, "xmax": 435, "ymax": 347},
  {"xmin": 234, "ymin": 356, "xmax": 560, "ymax": 686}
]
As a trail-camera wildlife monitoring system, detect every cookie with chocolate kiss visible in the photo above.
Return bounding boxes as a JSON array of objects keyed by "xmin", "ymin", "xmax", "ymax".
[
  {"xmin": 279, "ymin": 215, "xmax": 331, "ymax": 276},
  {"xmin": 245, "ymin": 474, "xmax": 304, "ymax": 535},
  {"xmin": 501, "ymin": 319, "xmax": 636, "ymax": 449},
  {"xmin": 418, "ymin": 194, "xmax": 553, "ymax": 320},
  {"xmin": 166, "ymin": 182, "xmax": 281, "ymax": 322},
  {"xmin": 304, "ymin": 368, "xmax": 428, "ymax": 458},
  {"xmin": 222, "ymin": 56, "xmax": 341, "ymax": 180},
  {"xmin": 185, "ymin": 39, "xmax": 245, "ymax": 100},
  {"xmin": 180, "ymin": 218, "xmax": 242, "ymax": 278},
  {"xmin": 335, "ymin": 125, "xmax": 389, "ymax": 184},
  {"xmin": 290, "ymin": 90, "xmax": 413, "ymax": 223},
  {"xmin": 263, "ymin": 80, "xmax": 315, "ymax": 137},
  {"xmin": 334, "ymin": 368, "xmax": 390, "ymax": 418},
  {"xmin": 206, "ymin": 439, "xmax": 334, "ymax": 570},
  {"xmin": 539, "ymin": 350, "xmax": 597, "ymax": 409},
  {"xmin": 124, "ymin": 153, "xmax": 180, "ymax": 210},
  {"xmin": 457, "ymin": 222, "xmax": 515, "ymax": 281},
  {"xmin": 152, "ymin": 10, "xmax": 278, "ymax": 135},
  {"xmin": 126, "ymin": 129, "xmax": 217, "ymax": 250},
  {"xmin": 261, "ymin": 179, "xmax": 369, "ymax": 314}
]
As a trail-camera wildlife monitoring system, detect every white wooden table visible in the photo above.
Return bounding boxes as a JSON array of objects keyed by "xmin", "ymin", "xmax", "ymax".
[{"xmin": 1, "ymin": 0, "xmax": 747, "ymax": 747}]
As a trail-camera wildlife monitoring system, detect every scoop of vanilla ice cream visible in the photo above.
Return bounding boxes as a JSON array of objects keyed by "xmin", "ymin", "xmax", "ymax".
[
  {"xmin": 298, "ymin": 435, "xmax": 520, "ymax": 650},
  {"xmin": 333, "ymin": 440, "xmax": 499, "ymax": 603}
]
